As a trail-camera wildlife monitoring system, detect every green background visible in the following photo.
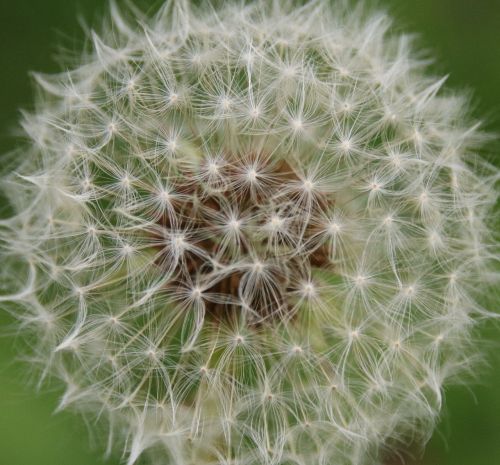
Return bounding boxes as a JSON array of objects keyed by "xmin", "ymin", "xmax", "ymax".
[{"xmin": 0, "ymin": 1, "xmax": 499, "ymax": 464}]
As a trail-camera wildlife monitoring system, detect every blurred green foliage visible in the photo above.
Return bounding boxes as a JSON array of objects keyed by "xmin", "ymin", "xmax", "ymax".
[{"xmin": 0, "ymin": 1, "xmax": 498, "ymax": 464}]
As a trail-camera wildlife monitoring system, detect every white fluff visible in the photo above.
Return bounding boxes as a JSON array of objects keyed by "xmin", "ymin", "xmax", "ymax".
[{"xmin": 0, "ymin": 1, "xmax": 498, "ymax": 464}]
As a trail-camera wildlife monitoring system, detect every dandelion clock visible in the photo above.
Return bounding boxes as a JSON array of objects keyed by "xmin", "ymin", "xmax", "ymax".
[{"xmin": 0, "ymin": 1, "xmax": 498, "ymax": 464}]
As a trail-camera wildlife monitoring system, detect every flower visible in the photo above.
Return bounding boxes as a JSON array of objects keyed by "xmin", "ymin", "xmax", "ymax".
[{"xmin": 0, "ymin": 1, "xmax": 498, "ymax": 464}]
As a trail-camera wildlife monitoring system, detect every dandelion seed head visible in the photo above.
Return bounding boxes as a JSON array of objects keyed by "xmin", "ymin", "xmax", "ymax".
[{"xmin": 0, "ymin": 1, "xmax": 498, "ymax": 465}]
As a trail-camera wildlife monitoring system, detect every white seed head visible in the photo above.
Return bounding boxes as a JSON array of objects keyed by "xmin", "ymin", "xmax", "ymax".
[{"xmin": 0, "ymin": 1, "xmax": 498, "ymax": 465}]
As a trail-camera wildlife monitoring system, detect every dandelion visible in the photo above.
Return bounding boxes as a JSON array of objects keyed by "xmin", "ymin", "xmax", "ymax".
[{"xmin": 0, "ymin": 1, "xmax": 498, "ymax": 464}]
